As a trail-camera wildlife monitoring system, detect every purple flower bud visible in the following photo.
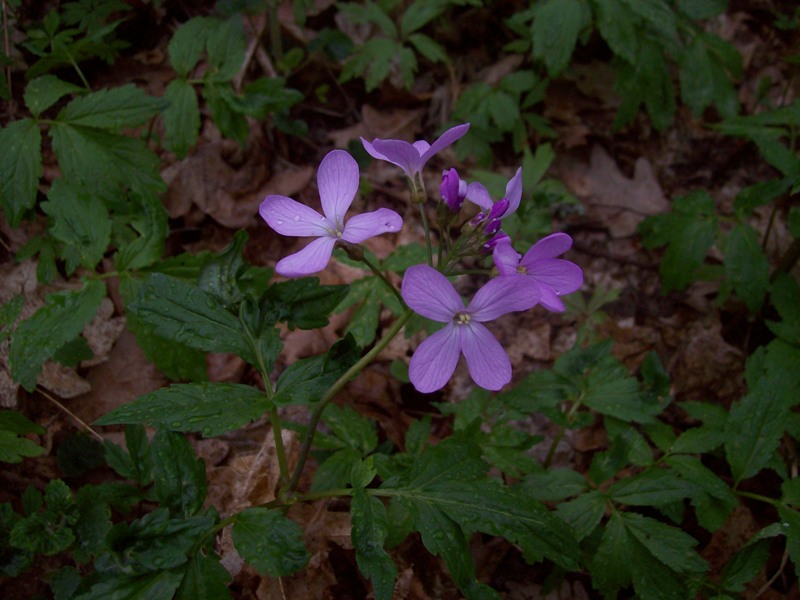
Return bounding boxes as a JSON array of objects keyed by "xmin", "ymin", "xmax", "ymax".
[
  {"xmin": 440, "ymin": 168, "xmax": 467, "ymax": 212},
  {"xmin": 484, "ymin": 199, "xmax": 509, "ymax": 235},
  {"xmin": 484, "ymin": 231, "xmax": 510, "ymax": 251}
]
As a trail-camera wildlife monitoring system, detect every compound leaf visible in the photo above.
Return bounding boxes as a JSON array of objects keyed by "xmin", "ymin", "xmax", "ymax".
[
  {"xmin": 232, "ymin": 508, "xmax": 309, "ymax": 577},
  {"xmin": 0, "ymin": 118, "xmax": 42, "ymax": 227}
]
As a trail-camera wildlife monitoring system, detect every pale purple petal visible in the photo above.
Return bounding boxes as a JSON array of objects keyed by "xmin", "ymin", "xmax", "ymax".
[
  {"xmin": 275, "ymin": 236, "xmax": 336, "ymax": 277},
  {"xmin": 341, "ymin": 208, "xmax": 403, "ymax": 243},
  {"xmin": 317, "ymin": 150, "xmax": 359, "ymax": 225},
  {"xmin": 492, "ymin": 241, "xmax": 521, "ymax": 275},
  {"xmin": 401, "ymin": 264, "xmax": 462, "ymax": 322},
  {"xmin": 523, "ymin": 259, "xmax": 584, "ymax": 296},
  {"xmin": 260, "ymin": 195, "xmax": 331, "ymax": 237},
  {"xmin": 361, "ymin": 138, "xmax": 389, "ymax": 162},
  {"xmin": 368, "ymin": 140, "xmax": 422, "ymax": 177},
  {"xmin": 521, "ymin": 233, "xmax": 573, "ymax": 262},
  {"xmin": 460, "ymin": 322, "xmax": 512, "ymax": 390},
  {"xmin": 420, "ymin": 123, "xmax": 470, "ymax": 163},
  {"xmin": 504, "ymin": 167, "xmax": 523, "ymax": 215},
  {"xmin": 409, "ymin": 324, "xmax": 462, "ymax": 393},
  {"xmin": 412, "ymin": 140, "xmax": 430, "ymax": 155},
  {"xmin": 468, "ymin": 275, "xmax": 540, "ymax": 321},
  {"xmin": 538, "ymin": 287, "xmax": 566, "ymax": 313},
  {"xmin": 465, "ymin": 182, "xmax": 493, "ymax": 210}
]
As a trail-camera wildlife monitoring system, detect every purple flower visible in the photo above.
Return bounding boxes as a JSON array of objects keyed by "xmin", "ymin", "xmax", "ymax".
[
  {"xmin": 401, "ymin": 264, "xmax": 540, "ymax": 393},
  {"xmin": 259, "ymin": 150, "xmax": 403, "ymax": 277},
  {"xmin": 440, "ymin": 168, "xmax": 467, "ymax": 212},
  {"xmin": 492, "ymin": 234, "xmax": 583, "ymax": 312},
  {"xmin": 361, "ymin": 124, "xmax": 470, "ymax": 181},
  {"xmin": 465, "ymin": 167, "xmax": 523, "ymax": 217}
]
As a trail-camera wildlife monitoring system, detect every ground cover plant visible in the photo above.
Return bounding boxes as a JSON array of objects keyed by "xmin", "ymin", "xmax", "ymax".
[{"xmin": 1, "ymin": 0, "xmax": 800, "ymax": 598}]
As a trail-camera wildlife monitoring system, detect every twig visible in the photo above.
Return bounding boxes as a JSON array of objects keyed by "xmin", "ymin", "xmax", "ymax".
[{"xmin": 37, "ymin": 387, "xmax": 104, "ymax": 443}]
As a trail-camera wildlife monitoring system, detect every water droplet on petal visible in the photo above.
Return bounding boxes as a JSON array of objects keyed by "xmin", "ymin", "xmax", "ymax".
[
  {"xmin": 293, "ymin": 214, "xmax": 300, "ymax": 221},
  {"xmin": 276, "ymin": 220, "xmax": 284, "ymax": 225}
]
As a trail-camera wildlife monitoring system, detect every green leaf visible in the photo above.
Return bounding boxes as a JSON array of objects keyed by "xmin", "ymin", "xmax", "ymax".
[
  {"xmin": 407, "ymin": 33, "xmax": 448, "ymax": 64},
  {"xmin": 204, "ymin": 83, "xmax": 248, "ymax": 146},
  {"xmin": 609, "ymin": 469, "xmax": 700, "ymax": 506},
  {"xmin": 206, "ymin": 15, "xmax": 246, "ymax": 81},
  {"xmin": 176, "ymin": 550, "xmax": 232, "ymax": 600},
  {"xmin": 639, "ymin": 191, "xmax": 717, "ymax": 291},
  {"xmin": 675, "ymin": 0, "xmax": 727, "ymax": 19},
  {"xmin": 323, "ymin": 404, "xmax": 378, "ymax": 454},
  {"xmin": 232, "ymin": 507, "xmax": 309, "ymax": 577},
  {"xmin": 667, "ymin": 456, "xmax": 736, "ymax": 532},
  {"xmin": 351, "ymin": 490, "xmax": 397, "ymax": 600},
  {"xmin": 10, "ymin": 513, "xmax": 75, "ymax": 555},
  {"xmin": 725, "ymin": 368, "xmax": 793, "ymax": 484},
  {"xmin": 400, "ymin": 0, "xmax": 446, "ymax": 36},
  {"xmin": 532, "ymin": 0, "xmax": 582, "ymax": 77},
  {"xmin": 619, "ymin": 0, "xmax": 678, "ymax": 47},
  {"xmin": 274, "ymin": 335, "xmax": 360, "ymax": 405},
  {"xmin": 41, "ymin": 178, "xmax": 111, "ymax": 273},
  {"xmin": 0, "ymin": 295, "xmax": 24, "ymax": 340},
  {"xmin": 50, "ymin": 122, "xmax": 165, "ymax": 198},
  {"xmin": 720, "ymin": 537, "xmax": 771, "ymax": 593},
  {"xmin": 0, "ymin": 430, "xmax": 45, "ymax": 464},
  {"xmin": 724, "ymin": 223, "xmax": 770, "ymax": 312},
  {"xmin": 162, "ymin": 79, "xmax": 200, "ymax": 158},
  {"xmin": 114, "ymin": 191, "xmax": 169, "ymax": 271},
  {"xmin": 554, "ymin": 490, "xmax": 605, "ymax": 541},
  {"xmin": 168, "ymin": 17, "xmax": 216, "ymax": 78},
  {"xmin": 96, "ymin": 383, "xmax": 271, "ymax": 437},
  {"xmin": 57, "ymin": 84, "xmax": 165, "ymax": 130},
  {"xmin": 595, "ymin": 0, "xmax": 638, "ymax": 63},
  {"xmin": 521, "ymin": 469, "xmax": 588, "ymax": 502},
  {"xmin": 9, "ymin": 280, "xmax": 105, "ymax": 391},
  {"xmin": 0, "ymin": 118, "xmax": 43, "ymax": 227},
  {"xmin": 128, "ymin": 273, "xmax": 253, "ymax": 363},
  {"xmin": 75, "ymin": 569, "xmax": 185, "ymax": 600},
  {"xmin": 198, "ymin": 230, "xmax": 249, "ymax": 311},
  {"xmin": 336, "ymin": 276, "xmax": 401, "ymax": 346},
  {"xmin": 24, "ymin": 75, "xmax": 83, "ymax": 117},
  {"xmin": 341, "ymin": 38, "xmax": 399, "ymax": 92},
  {"xmin": 150, "ymin": 430, "xmax": 207, "ymax": 517},
  {"xmin": 104, "ymin": 425, "xmax": 153, "ymax": 486},
  {"xmin": 265, "ymin": 278, "xmax": 349, "ymax": 330},
  {"xmin": 311, "ymin": 447, "xmax": 362, "ymax": 491},
  {"xmin": 614, "ymin": 40, "xmax": 676, "ymax": 130},
  {"xmin": 767, "ymin": 274, "xmax": 800, "ymax": 345}
]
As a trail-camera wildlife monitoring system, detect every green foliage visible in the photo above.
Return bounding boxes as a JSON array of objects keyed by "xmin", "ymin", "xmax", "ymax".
[
  {"xmin": 0, "ymin": 410, "xmax": 46, "ymax": 464},
  {"xmin": 231, "ymin": 508, "xmax": 309, "ymax": 577}
]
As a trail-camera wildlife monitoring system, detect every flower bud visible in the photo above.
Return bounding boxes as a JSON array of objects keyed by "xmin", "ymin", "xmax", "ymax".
[{"xmin": 440, "ymin": 168, "xmax": 467, "ymax": 212}]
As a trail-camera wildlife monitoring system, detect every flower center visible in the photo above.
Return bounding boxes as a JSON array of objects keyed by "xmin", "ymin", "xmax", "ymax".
[
  {"xmin": 454, "ymin": 312, "xmax": 471, "ymax": 325},
  {"xmin": 516, "ymin": 265, "xmax": 527, "ymax": 274}
]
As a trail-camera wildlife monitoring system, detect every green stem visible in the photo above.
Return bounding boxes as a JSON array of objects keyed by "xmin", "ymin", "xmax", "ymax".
[
  {"xmin": 735, "ymin": 489, "xmax": 779, "ymax": 507},
  {"xmin": 268, "ymin": 0, "xmax": 282, "ymax": 62},
  {"xmin": 61, "ymin": 44, "xmax": 91, "ymax": 90},
  {"xmin": 360, "ymin": 254, "xmax": 405, "ymax": 308},
  {"xmin": 269, "ymin": 405, "xmax": 290, "ymax": 493},
  {"xmin": 418, "ymin": 204, "xmax": 434, "ymax": 267},
  {"xmin": 543, "ymin": 395, "xmax": 583, "ymax": 469},
  {"xmin": 288, "ymin": 308, "xmax": 413, "ymax": 491}
]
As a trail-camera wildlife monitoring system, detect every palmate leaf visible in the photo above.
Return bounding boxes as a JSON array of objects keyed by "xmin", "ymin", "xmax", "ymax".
[
  {"xmin": 168, "ymin": 17, "xmax": 217, "ymax": 77},
  {"xmin": 57, "ymin": 84, "xmax": 165, "ymax": 130},
  {"xmin": 9, "ymin": 280, "xmax": 105, "ymax": 391},
  {"xmin": 0, "ymin": 118, "xmax": 43, "ymax": 227},
  {"xmin": 379, "ymin": 439, "xmax": 580, "ymax": 598},
  {"xmin": 24, "ymin": 75, "xmax": 84, "ymax": 118},
  {"xmin": 95, "ymin": 383, "xmax": 271, "ymax": 437},
  {"xmin": 532, "ymin": 0, "xmax": 582, "ymax": 77}
]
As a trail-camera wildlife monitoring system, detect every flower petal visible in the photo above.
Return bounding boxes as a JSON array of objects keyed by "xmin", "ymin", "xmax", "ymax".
[
  {"xmin": 465, "ymin": 182, "xmax": 493, "ymax": 210},
  {"xmin": 538, "ymin": 287, "xmax": 566, "ymax": 313},
  {"xmin": 524, "ymin": 258, "xmax": 584, "ymax": 296},
  {"xmin": 401, "ymin": 264, "xmax": 463, "ymax": 322},
  {"xmin": 275, "ymin": 236, "xmax": 336, "ymax": 277},
  {"xmin": 468, "ymin": 275, "xmax": 539, "ymax": 321},
  {"xmin": 341, "ymin": 208, "xmax": 403, "ymax": 243},
  {"xmin": 368, "ymin": 139, "xmax": 422, "ymax": 177},
  {"xmin": 259, "ymin": 195, "xmax": 330, "ymax": 237},
  {"xmin": 361, "ymin": 138, "xmax": 388, "ymax": 161},
  {"xmin": 461, "ymin": 322, "xmax": 511, "ymax": 390},
  {"xmin": 420, "ymin": 123, "xmax": 470, "ymax": 163},
  {"xmin": 409, "ymin": 324, "xmax": 461, "ymax": 393},
  {"xmin": 522, "ymin": 233, "xmax": 573, "ymax": 262},
  {"xmin": 504, "ymin": 167, "xmax": 523, "ymax": 215},
  {"xmin": 412, "ymin": 140, "xmax": 430, "ymax": 155},
  {"xmin": 318, "ymin": 150, "xmax": 359, "ymax": 225},
  {"xmin": 492, "ymin": 240, "xmax": 521, "ymax": 275}
]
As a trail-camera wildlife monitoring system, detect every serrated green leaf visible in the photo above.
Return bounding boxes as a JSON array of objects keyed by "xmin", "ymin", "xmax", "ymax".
[
  {"xmin": 725, "ymin": 371, "xmax": 792, "ymax": 484},
  {"xmin": 400, "ymin": 0, "xmax": 446, "ymax": 36},
  {"xmin": 51, "ymin": 565, "xmax": 81, "ymax": 600},
  {"xmin": 264, "ymin": 278, "xmax": 349, "ymax": 330},
  {"xmin": 0, "ymin": 118, "xmax": 43, "ymax": 227},
  {"xmin": 57, "ymin": 84, "xmax": 165, "ymax": 130},
  {"xmin": 595, "ymin": 0, "xmax": 638, "ymax": 63},
  {"xmin": 41, "ymin": 178, "xmax": 111, "ymax": 273},
  {"xmin": 10, "ymin": 513, "xmax": 75, "ymax": 555},
  {"xmin": 162, "ymin": 79, "xmax": 200, "ymax": 158},
  {"xmin": 232, "ymin": 507, "xmax": 309, "ymax": 577},
  {"xmin": 203, "ymin": 82, "xmax": 249, "ymax": 146},
  {"xmin": 96, "ymin": 383, "xmax": 271, "ymax": 437},
  {"xmin": 311, "ymin": 447, "xmax": 362, "ymax": 491},
  {"xmin": 176, "ymin": 550, "xmax": 232, "ymax": 600},
  {"xmin": 198, "ymin": 230, "xmax": 249, "ymax": 311},
  {"xmin": 114, "ymin": 191, "xmax": 169, "ymax": 271},
  {"xmin": 720, "ymin": 537, "xmax": 771, "ymax": 593},
  {"xmin": 554, "ymin": 490, "xmax": 605, "ymax": 540},
  {"xmin": 777, "ymin": 505, "xmax": 800, "ymax": 576},
  {"xmin": 521, "ymin": 469, "xmax": 588, "ymax": 502},
  {"xmin": 680, "ymin": 35, "xmax": 717, "ymax": 117},
  {"xmin": 168, "ymin": 17, "xmax": 216, "ymax": 77},
  {"xmin": 767, "ymin": 274, "xmax": 800, "ymax": 345},
  {"xmin": 336, "ymin": 276, "xmax": 400, "ymax": 347},
  {"xmin": 351, "ymin": 490, "xmax": 396, "ymax": 600},
  {"xmin": 608, "ymin": 468, "xmax": 700, "ymax": 506},
  {"xmin": 150, "ymin": 430, "xmax": 207, "ymax": 518},
  {"xmin": 0, "ymin": 430, "xmax": 45, "ymax": 464},
  {"xmin": 407, "ymin": 33, "xmax": 448, "ymax": 64},
  {"xmin": 532, "ymin": 0, "xmax": 582, "ymax": 77},
  {"xmin": 9, "ymin": 280, "xmax": 105, "ymax": 391},
  {"xmin": 323, "ymin": 404, "xmax": 378, "ymax": 454},
  {"xmin": 274, "ymin": 335, "xmax": 360, "ymax": 405},
  {"xmin": 619, "ymin": 0, "xmax": 678, "ymax": 47},
  {"xmin": 724, "ymin": 224, "xmax": 769, "ymax": 312},
  {"xmin": 50, "ymin": 122, "xmax": 165, "ymax": 197},
  {"xmin": 128, "ymin": 273, "xmax": 253, "ymax": 362},
  {"xmin": 24, "ymin": 75, "xmax": 83, "ymax": 117},
  {"xmin": 667, "ymin": 456, "xmax": 736, "ymax": 532},
  {"xmin": 206, "ymin": 16, "xmax": 246, "ymax": 81},
  {"xmin": 104, "ymin": 425, "xmax": 153, "ymax": 486},
  {"xmin": 581, "ymin": 357, "xmax": 661, "ymax": 423},
  {"xmin": 614, "ymin": 39, "xmax": 676, "ymax": 130},
  {"xmin": 341, "ymin": 38, "xmax": 398, "ymax": 91}
]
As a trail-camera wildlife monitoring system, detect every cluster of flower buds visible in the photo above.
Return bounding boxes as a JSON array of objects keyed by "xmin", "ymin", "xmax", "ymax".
[{"xmin": 259, "ymin": 123, "xmax": 582, "ymax": 393}]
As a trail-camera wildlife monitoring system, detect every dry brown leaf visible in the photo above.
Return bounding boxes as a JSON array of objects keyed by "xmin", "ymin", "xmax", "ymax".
[{"xmin": 560, "ymin": 145, "xmax": 669, "ymax": 238}]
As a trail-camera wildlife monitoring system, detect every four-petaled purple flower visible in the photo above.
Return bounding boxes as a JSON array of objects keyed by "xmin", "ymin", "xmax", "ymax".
[
  {"xmin": 492, "ymin": 234, "xmax": 583, "ymax": 312},
  {"xmin": 259, "ymin": 149, "xmax": 403, "ymax": 277},
  {"xmin": 361, "ymin": 124, "xmax": 470, "ymax": 182},
  {"xmin": 401, "ymin": 265, "xmax": 540, "ymax": 393}
]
